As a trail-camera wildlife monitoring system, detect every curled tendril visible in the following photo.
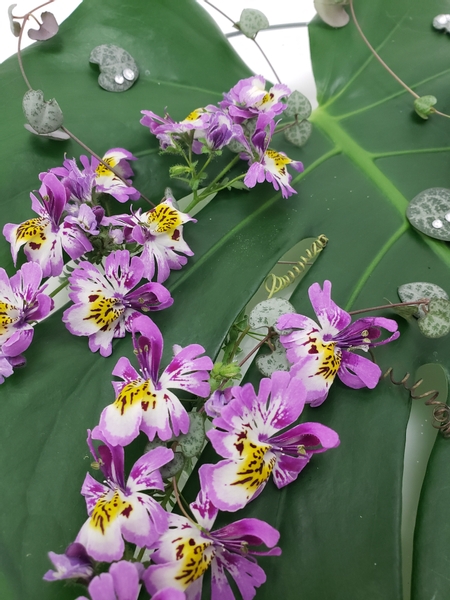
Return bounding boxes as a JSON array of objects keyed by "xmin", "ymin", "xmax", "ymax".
[
  {"xmin": 384, "ymin": 368, "xmax": 450, "ymax": 437},
  {"xmin": 264, "ymin": 234, "xmax": 328, "ymax": 299}
]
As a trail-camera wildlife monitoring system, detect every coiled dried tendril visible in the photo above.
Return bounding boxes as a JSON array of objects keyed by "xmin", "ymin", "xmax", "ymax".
[
  {"xmin": 264, "ymin": 234, "xmax": 328, "ymax": 299},
  {"xmin": 384, "ymin": 368, "xmax": 450, "ymax": 437}
]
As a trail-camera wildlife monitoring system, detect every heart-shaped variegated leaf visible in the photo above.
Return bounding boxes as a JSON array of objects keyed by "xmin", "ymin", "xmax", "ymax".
[
  {"xmin": 418, "ymin": 298, "xmax": 450, "ymax": 338},
  {"xmin": 22, "ymin": 89, "xmax": 64, "ymax": 134},
  {"xmin": 285, "ymin": 90, "xmax": 312, "ymax": 120},
  {"xmin": 256, "ymin": 338, "xmax": 290, "ymax": 376},
  {"xmin": 406, "ymin": 188, "xmax": 450, "ymax": 241},
  {"xmin": 177, "ymin": 412, "xmax": 205, "ymax": 458},
  {"xmin": 284, "ymin": 120, "xmax": 313, "ymax": 147},
  {"xmin": 414, "ymin": 95, "xmax": 437, "ymax": 120},
  {"xmin": 89, "ymin": 44, "xmax": 139, "ymax": 92},
  {"xmin": 237, "ymin": 8, "xmax": 269, "ymax": 39},
  {"xmin": 248, "ymin": 298, "xmax": 296, "ymax": 331},
  {"xmin": 398, "ymin": 282, "xmax": 448, "ymax": 317}
]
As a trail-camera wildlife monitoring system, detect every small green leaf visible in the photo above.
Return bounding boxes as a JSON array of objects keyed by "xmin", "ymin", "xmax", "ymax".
[
  {"xmin": 406, "ymin": 187, "xmax": 450, "ymax": 241},
  {"xmin": 256, "ymin": 338, "xmax": 290, "ymax": 376},
  {"xmin": 398, "ymin": 282, "xmax": 448, "ymax": 317},
  {"xmin": 284, "ymin": 120, "xmax": 313, "ymax": 147},
  {"xmin": 413, "ymin": 95, "xmax": 437, "ymax": 120},
  {"xmin": 417, "ymin": 298, "xmax": 450, "ymax": 338},
  {"xmin": 89, "ymin": 44, "xmax": 139, "ymax": 92},
  {"xmin": 284, "ymin": 90, "xmax": 312, "ymax": 120},
  {"xmin": 236, "ymin": 8, "xmax": 269, "ymax": 39},
  {"xmin": 177, "ymin": 413, "xmax": 205, "ymax": 458},
  {"xmin": 248, "ymin": 298, "xmax": 296, "ymax": 331},
  {"xmin": 22, "ymin": 89, "xmax": 64, "ymax": 134}
]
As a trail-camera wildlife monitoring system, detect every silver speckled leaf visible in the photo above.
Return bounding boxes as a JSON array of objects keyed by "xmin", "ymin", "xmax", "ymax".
[
  {"xmin": 284, "ymin": 120, "xmax": 313, "ymax": 147},
  {"xmin": 398, "ymin": 282, "xmax": 448, "ymax": 318},
  {"xmin": 249, "ymin": 298, "xmax": 296, "ymax": 332},
  {"xmin": 417, "ymin": 298, "xmax": 450, "ymax": 338},
  {"xmin": 160, "ymin": 452, "xmax": 185, "ymax": 479},
  {"xmin": 256, "ymin": 338, "xmax": 290, "ymax": 376},
  {"xmin": 406, "ymin": 187, "xmax": 450, "ymax": 241},
  {"xmin": 284, "ymin": 91, "xmax": 312, "ymax": 120},
  {"xmin": 177, "ymin": 413, "xmax": 205, "ymax": 458},
  {"xmin": 89, "ymin": 44, "xmax": 139, "ymax": 92},
  {"xmin": 237, "ymin": 9, "xmax": 269, "ymax": 39},
  {"xmin": 22, "ymin": 89, "xmax": 63, "ymax": 134},
  {"xmin": 8, "ymin": 4, "xmax": 21, "ymax": 37}
]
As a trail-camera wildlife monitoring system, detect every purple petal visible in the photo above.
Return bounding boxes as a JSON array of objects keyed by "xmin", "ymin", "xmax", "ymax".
[
  {"xmin": 338, "ymin": 351, "xmax": 382, "ymax": 389},
  {"xmin": 308, "ymin": 280, "xmax": 351, "ymax": 333}
]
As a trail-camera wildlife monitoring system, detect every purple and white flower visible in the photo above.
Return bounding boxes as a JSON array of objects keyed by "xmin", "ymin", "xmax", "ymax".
[
  {"xmin": 241, "ymin": 114, "xmax": 304, "ymax": 198},
  {"xmin": 92, "ymin": 148, "xmax": 140, "ymax": 203},
  {"xmin": 0, "ymin": 262, "xmax": 53, "ymax": 358},
  {"xmin": 220, "ymin": 75, "xmax": 291, "ymax": 123},
  {"xmin": 140, "ymin": 108, "xmax": 211, "ymax": 151},
  {"xmin": 276, "ymin": 280, "xmax": 400, "ymax": 406},
  {"xmin": 98, "ymin": 314, "xmax": 212, "ymax": 445},
  {"xmin": 76, "ymin": 428, "xmax": 173, "ymax": 562},
  {"xmin": 143, "ymin": 487, "xmax": 280, "ymax": 600},
  {"xmin": 3, "ymin": 173, "xmax": 92, "ymax": 277},
  {"xmin": 112, "ymin": 195, "xmax": 195, "ymax": 283},
  {"xmin": 200, "ymin": 370, "xmax": 339, "ymax": 511},
  {"xmin": 62, "ymin": 250, "xmax": 172, "ymax": 357},
  {"xmin": 43, "ymin": 542, "xmax": 93, "ymax": 582}
]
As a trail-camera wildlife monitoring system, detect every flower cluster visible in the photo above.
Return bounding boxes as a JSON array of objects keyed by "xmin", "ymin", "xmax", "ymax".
[{"xmin": 141, "ymin": 75, "xmax": 304, "ymax": 199}]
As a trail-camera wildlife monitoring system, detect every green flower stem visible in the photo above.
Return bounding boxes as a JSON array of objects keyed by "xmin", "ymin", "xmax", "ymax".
[
  {"xmin": 184, "ymin": 154, "xmax": 242, "ymax": 212},
  {"xmin": 348, "ymin": 299, "xmax": 430, "ymax": 316},
  {"xmin": 274, "ymin": 120, "xmax": 298, "ymax": 135},
  {"xmin": 227, "ymin": 324, "xmax": 251, "ymax": 364},
  {"xmin": 49, "ymin": 278, "xmax": 70, "ymax": 298},
  {"xmin": 135, "ymin": 546, "xmax": 146, "ymax": 563}
]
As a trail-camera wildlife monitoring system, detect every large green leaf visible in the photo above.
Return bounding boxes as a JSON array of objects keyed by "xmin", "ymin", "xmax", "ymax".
[{"xmin": 2, "ymin": 0, "xmax": 450, "ymax": 599}]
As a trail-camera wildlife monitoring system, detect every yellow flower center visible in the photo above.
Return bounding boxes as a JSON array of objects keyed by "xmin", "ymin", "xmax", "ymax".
[
  {"xmin": 144, "ymin": 203, "xmax": 183, "ymax": 233},
  {"xmin": 89, "ymin": 490, "xmax": 132, "ymax": 535},
  {"xmin": 96, "ymin": 156, "xmax": 118, "ymax": 177},
  {"xmin": 84, "ymin": 293, "xmax": 124, "ymax": 331},
  {"xmin": 230, "ymin": 433, "xmax": 275, "ymax": 493},
  {"xmin": 15, "ymin": 217, "xmax": 49, "ymax": 250},
  {"xmin": 113, "ymin": 379, "xmax": 157, "ymax": 414},
  {"xmin": 172, "ymin": 536, "xmax": 215, "ymax": 588},
  {"xmin": 0, "ymin": 302, "xmax": 19, "ymax": 335}
]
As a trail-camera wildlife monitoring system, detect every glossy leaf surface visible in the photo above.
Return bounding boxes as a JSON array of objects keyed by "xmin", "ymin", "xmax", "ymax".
[{"xmin": 2, "ymin": 1, "xmax": 450, "ymax": 600}]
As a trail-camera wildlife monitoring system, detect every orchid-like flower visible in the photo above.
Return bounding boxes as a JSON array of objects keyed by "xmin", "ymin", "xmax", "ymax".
[
  {"xmin": 112, "ymin": 195, "xmax": 196, "ymax": 283},
  {"xmin": 143, "ymin": 487, "xmax": 281, "ymax": 600},
  {"xmin": 98, "ymin": 314, "xmax": 213, "ymax": 445},
  {"xmin": 220, "ymin": 75, "xmax": 291, "ymax": 123},
  {"xmin": 276, "ymin": 280, "xmax": 400, "ymax": 406},
  {"xmin": 3, "ymin": 173, "xmax": 93, "ymax": 277},
  {"xmin": 62, "ymin": 250, "xmax": 172, "ymax": 357},
  {"xmin": 76, "ymin": 428, "xmax": 173, "ymax": 562},
  {"xmin": 0, "ymin": 262, "xmax": 53, "ymax": 360},
  {"xmin": 242, "ymin": 114, "xmax": 304, "ymax": 198},
  {"xmin": 43, "ymin": 542, "xmax": 93, "ymax": 582},
  {"xmin": 93, "ymin": 148, "xmax": 140, "ymax": 203},
  {"xmin": 140, "ymin": 108, "xmax": 211, "ymax": 151},
  {"xmin": 200, "ymin": 370, "xmax": 339, "ymax": 511}
]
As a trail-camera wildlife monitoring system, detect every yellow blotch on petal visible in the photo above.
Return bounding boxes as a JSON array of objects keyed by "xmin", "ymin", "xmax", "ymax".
[
  {"xmin": 89, "ymin": 490, "xmax": 131, "ymax": 535},
  {"xmin": 0, "ymin": 302, "xmax": 19, "ymax": 335},
  {"xmin": 83, "ymin": 293, "xmax": 124, "ymax": 331},
  {"xmin": 15, "ymin": 217, "xmax": 49, "ymax": 249},
  {"xmin": 182, "ymin": 108, "xmax": 204, "ymax": 122},
  {"xmin": 95, "ymin": 156, "xmax": 118, "ymax": 177},
  {"xmin": 265, "ymin": 149, "xmax": 292, "ymax": 174},
  {"xmin": 230, "ymin": 433, "xmax": 275, "ymax": 493},
  {"xmin": 113, "ymin": 378, "xmax": 157, "ymax": 415},
  {"xmin": 172, "ymin": 536, "xmax": 215, "ymax": 588},
  {"xmin": 144, "ymin": 204, "xmax": 183, "ymax": 233},
  {"xmin": 309, "ymin": 339, "xmax": 341, "ymax": 381}
]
